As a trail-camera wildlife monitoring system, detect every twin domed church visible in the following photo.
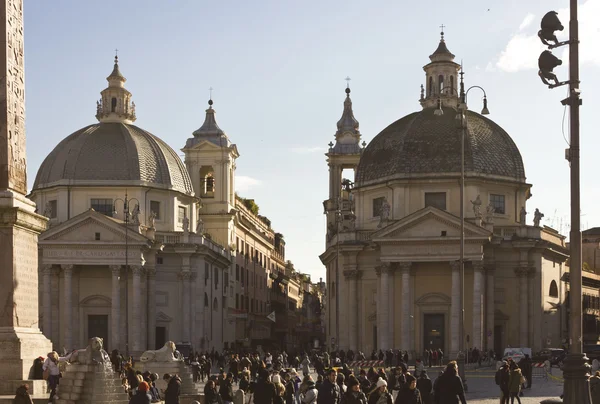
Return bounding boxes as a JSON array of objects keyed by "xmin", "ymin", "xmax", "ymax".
[
  {"xmin": 30, "ymin": 32, "xmax": 569, "ymax": 357},
  {"xmin": 320, "ymin": 33, "xmax": 570, "ymax": 357}
]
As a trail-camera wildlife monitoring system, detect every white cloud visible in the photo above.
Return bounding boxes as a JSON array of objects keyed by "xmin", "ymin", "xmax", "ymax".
[
  {"xmin": 236, "ymin": 176, "xmax": 261, "ymax": 192},
  {"xmin": 290, "ymin": 146, "xmax": 325, "ymax": 154},
  {"xmin": 519, "ymin": 13, "xmax": 535, "ymax": 31},
  {"xmin": 495, "ymin": 0, "xmax": 600, "ymax": 72}
]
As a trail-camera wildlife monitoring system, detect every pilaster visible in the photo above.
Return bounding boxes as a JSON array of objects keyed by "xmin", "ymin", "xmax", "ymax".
[
  {"xmin": 399, "ymin": 262, "xmax": 412, "ymax": 351},
  {"xmin": 449, "ymin": 261, "xmax": 460, "ymax": 358},
  {"xmin": 131, "ymin": 265, "xmax": 144, "ymax": 352},
  {"xmin": 62, "ymin": 264, "xmax": 74, "ymax": 350},
  {"xmin": 109, "ymin": 265, "xmax": 121, "ymax": 351},
  {"xmin": 472, "ymin": 261, "xmax": 484, "ymax": 350}
]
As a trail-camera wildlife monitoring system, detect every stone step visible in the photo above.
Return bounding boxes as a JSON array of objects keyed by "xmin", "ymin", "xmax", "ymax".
[{"xmin": 0, "ymin": 395, "xmax": 49, "ymax": 404}]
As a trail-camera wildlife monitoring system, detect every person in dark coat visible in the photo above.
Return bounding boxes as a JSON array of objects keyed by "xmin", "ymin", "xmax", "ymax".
[
  {"xmin": 13, "ymin": 384, "xmax": 33, "ymax": 404},
  {"xmin": 341, "ymin": 376, "xmax": 367, "ymax": 404},
  {"xmin": 433, "ymin": 362, "xmax": 466, "ymax": 404},
  {"xmin": 318, "ymin": 369, "xmax": 341, "ymax": 404},
  {"xmin": 32, "ymin": 357, "xmax": 44, "ymax": 380},
  {"xmin": 163, "ymin": 374, "xmax": 181, "ymax": 404},
  {"xmin": 129, "ymin": 382, "xmax": 152, "ymax": 404},
  {"xmin": 416, "ymin": 371, "xmax": 433, "ymax": 404},
  {"xmin": 204, "ymin": 380, "xmax": 222, "ymax": 404},
  {"xmin": 253, "ymin": 369, "xmax": 278, "ymax": 404},
  {"xmin": 219, "ymin": 373, "xmax": 234, "ymax": 404},
  {"xmin": 589, "ymin": 370, "xmax": 600, "ymax": 404},
  {"xmin": 495, "ymin": 362, "xmax": 510, "ymax": 404},
  {"xmin": 394, "ymin": 374, "xmax": 422, "ymax": 404},
  {"xmin": 518, "ymin": 355, "xmax": 532, "ymax": 389},
  {"xmin": 285, "ymin": 372, "xmax": 297, "ymax": 404}
]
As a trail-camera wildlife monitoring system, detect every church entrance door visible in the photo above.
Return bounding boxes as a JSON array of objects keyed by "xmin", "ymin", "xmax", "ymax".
[
  {"xmin": 88, "ymin": 314, "xmax": 109, "ymax": 350},
  {"xmin": 423, "ymin": 314, "xmax": 445, "ymax": 352}
]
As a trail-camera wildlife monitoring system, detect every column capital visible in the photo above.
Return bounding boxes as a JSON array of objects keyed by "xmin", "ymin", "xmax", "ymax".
[
  {"xmin": 514, "ymin": 266, "xmax": 534, "ymax": 278},
  {"xmin": 343, "ymin": 269, "xmax": 360, "ymax": 280},
  {"xmin": 375, "ymin": 262, "xmax": 391, "ymax": 275},
  {"xmin": 179, "ymin": 271, "xmax": 193, "ymax": 281},
  {"xmin": 109, "ymin": 265, "xmax": 121, "ymax": 275},
  {"xmin": 62, "ymin": 264, "xmax": 74, "ymax": 274},
  {"xmin": 449, "ymin": 261, "xmax": 460, "ymax": 271},
  {"xmin": 485, "ymin": 264, "xmax": 496, "ymax": 273},
  {"xmin": 398, "ymin": 262, "xmax": 411, "ymax": 272},
  {"xmin": 146, "ymin": 268, "xmax": 157, "ymax": 278},
  {"xmin": 42, "ymin": 264, "xmax": 53, "ymax": 274},
  {"xmin": 472, "ymin": 260, "xmax": 484, "ymax": 272},
  {"xmin": 131, "ymin": 265, "xmax": 144, "ymax": 275}
]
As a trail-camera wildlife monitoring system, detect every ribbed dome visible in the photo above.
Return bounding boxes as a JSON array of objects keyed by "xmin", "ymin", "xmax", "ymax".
[
  {"xmin": 33, "ymin": 123, "xmax": 194, "ymax": 195},
  {"xmin": 355, "ymin": 107, "xmax": 526, "ymax": 186}
]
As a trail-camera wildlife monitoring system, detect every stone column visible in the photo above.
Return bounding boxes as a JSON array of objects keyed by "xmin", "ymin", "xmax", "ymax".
[
  {"xmin": 140, "ymin": 271, "xmax": 147, "ymax": 350},
  {"xmin": 110, "ymin": 265, "xmax": 121, "ymax": 351},
  {"xmin": 180, "ymin": 271, "xmax": 192, "ymax": 342},
  {"xmin": 400, "ymin": 262, "xmax": 411, "ymax": 350},
  {"xmin": 486, "ymin": 266, "xmax": 495, "ymax": 351},
  {"xmin": 472, "ymin": 261, "xmax": 484, "ymax": 350},
  {"xmin": 378, "ymin": 263, "xmax": 390, "ymax": 350},
  {"xmin": 131, "ymin": 266, "xmax": 143, "ymax": 352},
  {"xmin": 344, "ymin": 269, "xmax": 359, "ymax": 350},
  {"xmin": 190, "ymin": 272, "xmax": 197, "ymax": 347},
  {"xmin": 516, "ymin": 267, "xmax": 529, "ymax": 347},
  {"xmin": 147, "ymin": 268, "xmax": 157, "ymax": 350},
  {"xmin": 388, "ymin": 267, "xmax": 395, "ymax": 349},
  {"xmin": 450, "ymin": 261, "xmax": 461, "ymax": 357},
  {"xmin": 42, "ymin": 264, "xmax": 53, "ymax": 338},
  {"xmin": 62, "ymin": 264, "xmax": 74, "ymax": 350}
]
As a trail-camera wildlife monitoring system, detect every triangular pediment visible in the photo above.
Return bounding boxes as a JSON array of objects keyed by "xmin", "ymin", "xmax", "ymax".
[
  {"xmin": 372, "ymin": 206, "xmax": 491, "ymax": 241},
  {"xmin": 40, "ymin": 209, "xmax": 150, "ymax": 244}
]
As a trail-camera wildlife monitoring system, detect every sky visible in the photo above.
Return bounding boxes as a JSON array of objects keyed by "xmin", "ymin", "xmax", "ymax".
[{"xmin": 24, "ymin": 0, "xmax": 600, "ymax": 280}]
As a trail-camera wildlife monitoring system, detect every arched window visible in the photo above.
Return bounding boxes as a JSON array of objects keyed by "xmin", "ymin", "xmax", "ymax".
[
  {"xmin": 111, "ymin": 97, "xmax": 117, "ymax": 112},
  {"xmin": 428, "ymin": 76, "xmax": 433, "ymax": 95},
  {"xmin": 438, "ymin": 75, "xmax": 444, "ymax": 93},
  {"xmin": 204, "ymin": 293, "xmax": 209, "ymax": 307},
  {"xmin": 213, "ymin": 297, "xmax": 218, "ymax": 311},
  {"xmin": 450, "ymin": 75, "xmax": 455, "ymax": 95},
  {"xmin": 549, "ymin": 280, "xmax": 559, "ymax": 298}
]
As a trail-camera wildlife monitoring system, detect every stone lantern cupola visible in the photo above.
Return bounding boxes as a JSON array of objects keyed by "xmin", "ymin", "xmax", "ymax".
[
  {"xmin": 420, "ymin": 31, "xmax": 461, "ymax": 109},
  {"xmin": 95, "ymin": 56, "xmax": 136, "ymax": 124}
]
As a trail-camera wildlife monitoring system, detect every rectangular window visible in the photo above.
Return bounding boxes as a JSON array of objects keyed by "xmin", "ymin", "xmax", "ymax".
[
  {"xmin": 241, "ymin": 267, "xmax": 244, "ymax": 285},
  {"xmin": 425, "ymin": 192, "xmax": 447, "ymax": 210},
  {"xmin": 156, "ymin": 256, "xmax": 163, "ymax": 265},
  {"xmin": 91, "ymin": 198, "xmax": 113, "ymax": 216},
  {"xmin": 490, "ymin": 194, "xmax": 505, "ymax": 214},
  {"xmin": 178, "ymin": 206, "xmax": 186, "ymax": 224},
  {"xmin": 94, "ymin": 232, "xmax": 101, "ymax": 240},
  {"xmin": 150, "ymin": 200, "xmax": 161, "ymax": 220},
  {"xmin": 48, "ymin": 200, "xmax": 58, "ymax": 218},
  {"xmin": 236, "ymin": 265, "xmax": 240, "ymax": 281},
  {"xmin": 372, "ymin": 197, "xmax": 384, "ymax": 217}
]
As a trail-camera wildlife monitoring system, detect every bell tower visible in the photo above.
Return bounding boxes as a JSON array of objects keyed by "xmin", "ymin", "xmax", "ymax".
[
  {"xmin": 324, "ymin": 83, "xmax": 363, "ymax": 238},
  {"xmin": 420, "ymin": 29, "xmax": 461, "ymax": 109},
  {"xmin": 96, "ymin": 56, "xmax": 136, "ymax": 124},
  {"xmin": 182, "ymin": 99, "xmax": 239, "ymax": 246}
]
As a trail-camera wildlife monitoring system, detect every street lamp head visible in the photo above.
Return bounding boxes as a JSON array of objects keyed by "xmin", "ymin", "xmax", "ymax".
[
  {"xmin": 481, "ymin": 96, "xmax": 490, "ymax": 115},
  {"xmin": 434, "ymin": 98, "xmax": 444, "ymax": 116}
]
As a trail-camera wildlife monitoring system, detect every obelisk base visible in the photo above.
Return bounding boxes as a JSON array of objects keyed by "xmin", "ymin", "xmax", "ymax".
[{"xmin": 0, "ymin": 191, "xmax": 52, "ymax": 385}]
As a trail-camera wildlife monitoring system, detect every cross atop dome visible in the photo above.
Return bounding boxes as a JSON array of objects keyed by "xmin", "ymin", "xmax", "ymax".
[{"xmin": 96, "ymin": 55, "xmax": 136, "ymax": 123}]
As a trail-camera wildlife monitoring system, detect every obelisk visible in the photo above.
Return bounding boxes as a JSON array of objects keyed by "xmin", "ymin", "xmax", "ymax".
[{"xmin": 0, "ymin": 0, "xmax": 52, "ymax": 382}]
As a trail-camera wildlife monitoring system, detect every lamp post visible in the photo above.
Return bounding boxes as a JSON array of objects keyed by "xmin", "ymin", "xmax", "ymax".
[
  {"xmin": 113, "ymin": 190, "xmax": 140, "ymax": 358},
  {"xmin": 536, "ymin": 3, "xmax": 591, "ymax": 401},
  {"xmin": 436, "ymin": 76, "xmax": 489, "ymax": 392}
]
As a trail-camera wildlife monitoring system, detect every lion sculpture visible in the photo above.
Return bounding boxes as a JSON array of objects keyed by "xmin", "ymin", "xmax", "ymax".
[
  {"xmin": 140, "ymin": 341, "xmax": 183, "ymax": 362},
  {"xmin": 66, "ymin": 337, "xmax": 110, "ymax": 365}
]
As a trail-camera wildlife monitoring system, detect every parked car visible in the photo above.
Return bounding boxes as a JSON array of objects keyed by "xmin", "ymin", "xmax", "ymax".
[
  {"xmin": 538, "ymin": 348, "xmax": 566, "ymax": 367},
  {"xmin": 502, "ymin": 347, "xmax": 532, "ymax": 364}
]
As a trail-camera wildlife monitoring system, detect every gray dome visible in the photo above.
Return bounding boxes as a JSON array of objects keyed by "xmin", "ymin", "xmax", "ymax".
[
  {"xmin": 356, "ymin": 107, "xmax": 526, "ymax": 186},
  {"xmin": 33, "ymin": 123, "xmax": 194, "ymax": 195}
]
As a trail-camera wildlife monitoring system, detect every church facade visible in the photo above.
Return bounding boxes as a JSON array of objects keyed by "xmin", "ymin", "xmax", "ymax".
[
  {"xmin": 320, "ymin": 35, "xmax": 569, "ymax": 357},
  {"xmin": 30, "ymin": 57, "xmax": 323, "ymax": 355}
]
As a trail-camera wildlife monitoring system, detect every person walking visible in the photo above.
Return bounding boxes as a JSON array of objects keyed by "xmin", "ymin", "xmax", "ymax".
[
  {"xmin": 163, "ymin": 374, "xmax": 182, "ymax": 404},
  {"xmin": 204, "ymin": 380, "xmax": 222, "ymax": 404},
  {"xmin": 219, "ymin": 373, "xmax": 234, "ymax": 404},
  {"xmin": 416, "ymin": 371, "xmax": 432, "ymax": 404},
  {"xmin": 507, "ymin": 363, "xmax": 523, "ymax": 404},
  {"xmin": 367, "ymin": 378, "xmax": 393, "ymax": 404},
  {"xmin": 254, "ymin": 369, "xmax": 278, "ymax": 404},
  {"xmin": 432, "ymin": 362, "xmax": 466, "ymax": 404},
  {"xmin": 341, "ymin": 376, "xmax": 367, "ymax": 404},
  {"xmin": 394, "ymin": 374, "xmax": 422, "ymax": 404},
  {"xmin": 518, "ymin": 355, "xmax": 532, "ymax": 389},
  {"xmin": 318, "ymin": 369, "xmax": 341, "ymax": 404},
  {"xmin": 495, "ymin": 361, "xmax": 510, "ymax": 404},
  {"xmin": 301, "ymin": 375, "xmax": 318, "ymax": 404},
  {"xmin": 590, "ymin": 370, "xmax": 600, "ymax": 404},
  {"xmin": 42, "ymin": 351, "xmax": 61, "ymax": 404}
]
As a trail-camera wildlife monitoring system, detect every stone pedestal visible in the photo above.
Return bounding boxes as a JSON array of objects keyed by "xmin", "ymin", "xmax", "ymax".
[
  {"xmin": 0, "ymin": 191, "xmax": 52, "ymax": 382},
  {"xmin": 56, "ymin": 363, "xmax": 128, "ymax": 404}
]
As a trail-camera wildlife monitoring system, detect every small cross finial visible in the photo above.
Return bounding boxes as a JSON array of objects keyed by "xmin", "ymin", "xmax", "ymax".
[
  {"xmin": 345, "ymin": 76, "xmax": 351, "ymax": 88},
  {"xmin": 209, "ymin": 86, "xmax": 213, "ymax": 99},
  {"xmin": 440, "ymin": 24, "xmax": 445, "ymax": 40}
]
